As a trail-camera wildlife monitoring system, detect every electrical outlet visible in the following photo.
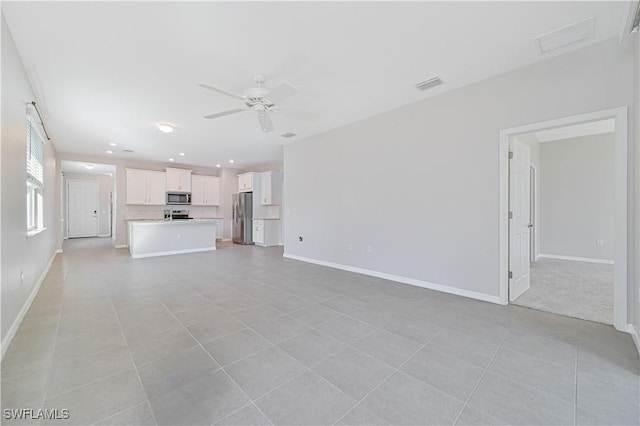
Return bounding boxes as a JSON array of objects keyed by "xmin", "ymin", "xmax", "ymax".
[
  {"xmin": 366, "ymin": 245, "xmax": 372, "ymax": 253},
  {"xmin": 348, "ymin": 243, "xmax": 353, "ymax": 251},
  {"xmin": 596, "ymin": 239, "xmax": 604, "ymax": 247}
]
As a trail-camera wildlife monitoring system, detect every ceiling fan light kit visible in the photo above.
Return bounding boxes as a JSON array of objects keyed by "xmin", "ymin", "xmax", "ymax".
[{"xmin": 199, "ymin": 74, "xmax": 315, "ymax": 133}]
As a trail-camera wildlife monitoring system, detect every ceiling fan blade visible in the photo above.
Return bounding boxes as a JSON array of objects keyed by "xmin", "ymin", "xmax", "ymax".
[
  {"xmin": 257, "ymin": 110, "xmax": 274, "ymax": 133},
  {"xmin": 198, "ymin": 83, "xmax": 245, "ymax": 101},
  {"xmin": 265, "ymin": 83, "xmax": 297, "ymax": 103},
  {"xmin": 204, "ymin": 108, "xmax": 247, "ymax": 119},
  {"xmin": 277, "ymin": 107, "xmax": 319, "ymax": 122}
]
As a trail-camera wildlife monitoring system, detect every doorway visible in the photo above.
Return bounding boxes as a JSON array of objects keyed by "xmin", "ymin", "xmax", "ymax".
[
  {"xmin": 61, "ymin": 160, "xmax": 116, "ymax": 241},
  {"xmin": 499, "ymin": 107, "xmax": 628, "ymax": 331},
  {"xmin": 68, "ymin": 180, "xmax": 99, "ymax": 238}
]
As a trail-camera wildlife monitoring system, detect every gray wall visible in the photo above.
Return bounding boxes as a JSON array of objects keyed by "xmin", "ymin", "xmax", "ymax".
[
  {"xmin": 284, "ymin": 38, "xmax": 635, "ymax": 303},
  {"xmin": 63, "ymin": 172, "xmax": 114, "ymax": 237},
  {"xmin": 539, "ymin": 134, "xmax": 615, "ymax": 260},
  {"xmin": 1, "ymin": 14, "xmax": 59, "ymax": 344}
]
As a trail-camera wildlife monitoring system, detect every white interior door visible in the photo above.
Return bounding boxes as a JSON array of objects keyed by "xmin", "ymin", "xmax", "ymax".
[
  {"xmin": 509, "ymin": 140, "xmax": 531, "ymax": 301},
  {"xmin": 68, "ymin": 180, "xmax": 98, "ymax": 238}
]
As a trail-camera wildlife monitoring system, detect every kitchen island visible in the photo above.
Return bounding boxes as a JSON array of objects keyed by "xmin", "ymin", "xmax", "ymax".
[{"xmin": 127, "ymin": 219, "xmax": 217, "ymax": 258}]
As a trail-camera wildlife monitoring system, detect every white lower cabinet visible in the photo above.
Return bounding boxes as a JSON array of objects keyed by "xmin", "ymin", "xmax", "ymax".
[
  {"xmin": 216, "ymin": 219, "xmax": 223, "ymax": 241},
  {"xmin": 252, "ymin": 219, "xmax": 280, "ymax": 247}
]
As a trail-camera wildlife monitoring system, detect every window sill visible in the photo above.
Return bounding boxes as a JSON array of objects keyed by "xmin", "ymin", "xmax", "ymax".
[{"xmin": 27, "ymin": 227, "xmax": 47, "ymax": 238}]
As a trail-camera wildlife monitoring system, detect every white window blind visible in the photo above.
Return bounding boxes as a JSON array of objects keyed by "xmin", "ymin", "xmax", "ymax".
[{"xmin": 26, "ymin": 116, "xmax": 44, "ymax": 188}]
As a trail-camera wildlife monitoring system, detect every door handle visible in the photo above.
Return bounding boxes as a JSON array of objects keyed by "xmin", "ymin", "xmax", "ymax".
[{"xmin": 527, "ymin": 223, "xmax": 533, "ymax": 228}]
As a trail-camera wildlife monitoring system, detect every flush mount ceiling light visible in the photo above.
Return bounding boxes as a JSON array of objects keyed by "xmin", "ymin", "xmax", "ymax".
[
  {"xmin": 158, "ymin": 123, "xmax": 174, "ymax": 133},
  {"xmin": 109, "ymin": 142, "xmax": 117, "ymax": 146},
  {"xmin": 168, "ymin": 158, "xmax": 174, "ymax": 162},
  {"xmin": 229, "ymin": 160, "xmax": 234, "ymax": 163},
  {"xmin": 216, "ymin": 164, "xmax": 221, "ymax": 168},
  {"xmin": 105, "ymin": 150, "xmax": 113, "ymax": 154},
  {"xmin": 179, "ymin": 152, "xmax": 185, "ymax": 156},
  {"xmin": 84, "ymin": 164, "xmax": 95, "ymax": 170}
]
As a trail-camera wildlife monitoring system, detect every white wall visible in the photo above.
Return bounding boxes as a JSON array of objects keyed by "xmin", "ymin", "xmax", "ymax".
[
  {"xmin": 1, "ymin": 14, "xmax": 59, "ymax": 346},
  {"xmin": 539, "ymin": 134, "xmax": 615, "ymax": 260},
  {"xmin": 284, "ymin": 38, "xmax": 634, "ymax": 303},
  {"xmin": 634, "ymin": 33, "xmax": 640, "ymax": 339},
  {"xmin": 63, "ymin": 172, "xmax": 114, "ymax": 237}
]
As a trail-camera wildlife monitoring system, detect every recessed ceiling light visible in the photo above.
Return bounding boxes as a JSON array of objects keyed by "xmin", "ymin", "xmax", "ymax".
[
  {"xmin": 106, "ymin": 150, "xmax": 113, "ymax": 154},
  {"xmin": 84, "ymin": 164, "xmax": 95, "ymax": 170},
  {"xmin": 109, "ymin": 142, "xmax": 117, "ymax": 146},
  {"xmin": 179, "ymin": 152, "xmax": 185, "ymax": 156},
  {"xmin": 229, "ymin": 160, "xmax": 234, "ymax": 163},
  {"xmin": 158, "ymin": 124, "xmax": 174, "ymax": 133},
  {"xmin": 216, "ymin": 164, "xmax": 221, "ymax": 168},
  {"xmin": 168, "ymin": 158, "xmax": 174, "ymax": 162}
]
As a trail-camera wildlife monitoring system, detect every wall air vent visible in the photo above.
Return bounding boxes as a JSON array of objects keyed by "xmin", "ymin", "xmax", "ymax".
[
  {"xmin": 414, "ymin": 77, "xmax": 442, "ymax": 91},
  {"xmin": 535, "ymin": 17, "xmax": 595, "ymax": 54},
  {"xmin": 281, "ymin": 132, "xmax": 296, "ymax": 138}
]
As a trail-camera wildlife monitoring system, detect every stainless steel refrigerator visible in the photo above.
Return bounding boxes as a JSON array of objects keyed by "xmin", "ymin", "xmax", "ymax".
[{"xmin": 232, "ymin": 193, "xmax": 253, "ymax": 244}]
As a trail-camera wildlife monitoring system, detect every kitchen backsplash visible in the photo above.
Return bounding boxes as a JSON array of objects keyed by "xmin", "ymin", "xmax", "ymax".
[{"xmin": 125, "ymin": 205, "xmax": 219, "ymax": 220}]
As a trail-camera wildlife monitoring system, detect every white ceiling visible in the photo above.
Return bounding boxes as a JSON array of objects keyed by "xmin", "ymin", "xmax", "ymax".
[
  {"xmin": 3, "ymin": 1, "xmax": 630, "ymax": 169},
  {"xmin": 61, "ymin": 160, "xmax": 115, "ymax": 176},
  {"xmin": 534, "ymin": 119, "xmax": 615, "ymax": 143}
]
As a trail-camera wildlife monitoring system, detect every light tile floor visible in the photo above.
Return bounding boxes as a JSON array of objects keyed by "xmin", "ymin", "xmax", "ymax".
[{"xmin": 1, "ymin": 238, "xmax": 638, "ymax": 425}]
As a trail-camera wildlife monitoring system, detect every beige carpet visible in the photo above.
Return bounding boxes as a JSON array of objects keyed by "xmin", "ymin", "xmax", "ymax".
[{"xmin": 512, "ymin": 258, "xmax": 614, "ymax": 325}]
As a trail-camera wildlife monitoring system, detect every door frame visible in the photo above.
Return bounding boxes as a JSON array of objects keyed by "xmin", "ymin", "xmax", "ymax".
[
  {"xmin": 529, "ymin": 165, "xmax": 538, "ymax": 263},
  {"xmin": 66, "ymin": 179, "xmax": 99, "ymax": 238},
  {"xmin": 499, "ymin": 107, "xmax": 628, "ymax": 331}
]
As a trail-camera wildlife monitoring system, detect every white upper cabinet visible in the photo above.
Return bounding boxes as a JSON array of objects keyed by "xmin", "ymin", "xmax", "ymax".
[
  {"xmin": 191, "ymin": 175, "xmax": 220, "ymax": 206},
  {"xmin": 260, "ymin": 171, "xmax": 282, "ymax": 205},
  {"xmin": 166, "ymin": 167, "xmax": 192, "ymax": 192},
  {"xmin": 126, "ymin": 169, "xmax": 166, "ymax": 205},
  {"xmin": 238, "ymin": 172, "xmax": 254, "ymax": 192}
]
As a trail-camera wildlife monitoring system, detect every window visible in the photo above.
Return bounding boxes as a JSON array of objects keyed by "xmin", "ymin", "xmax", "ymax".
[{"xmin": 26, "ymin": 113, "xmax": 45, "ymax": 232}]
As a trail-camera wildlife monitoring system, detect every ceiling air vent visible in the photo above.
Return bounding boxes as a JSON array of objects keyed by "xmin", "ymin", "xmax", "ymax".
[
  {"xmin": 122, "ymin": 149, "xmax": 134, "ymax": 153},
  {"xmin": 281, "ymin": 132, "xmax": 296, "ymax": 138},
  {"xmin": 535, "ymin": 17, "xmax": 595, "ymax": 54},
  {"xmin": 414, "ymin": 77, "xmax": 442, "ymax": 91}
]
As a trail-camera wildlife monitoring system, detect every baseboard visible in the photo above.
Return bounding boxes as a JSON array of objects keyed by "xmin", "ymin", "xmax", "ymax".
[
  {"xmin": 131, "ymin": 246, "xmax": 216, "ymax": 259},
  {"xmin": 98, "ymin": 234, "xmax": 111, "ymax": 238},
  {"xmin": 1, "ymin": 251, "xmax": 58, "ymax": 360},
  {"xmin": 114, "ymin": 244, "xmax": 128, "ymax": 249},
  {"xmin": 282, "ymin": 253, "xmax": 502, "ymax": 304},
  {"xmin": 538, "ymin": 254, "xmax": 614, "ymax": 265},
  {"xmin": 222, "ymin": 238, "xmax": 231, "ymax": 242},
  {"xmin": 628, "ymin": 324, "xmax": 640, "ymax": 356},
  {"xmin": 56, "ymin": 249, "xmax": 63, "ymax": 254}
]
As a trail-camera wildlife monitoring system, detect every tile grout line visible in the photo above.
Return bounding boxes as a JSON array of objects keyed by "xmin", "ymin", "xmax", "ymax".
[
  {"xmin": 35, "ymin": 269, "xmax": 67, "ymax": 412},
  {"xmin": 107, "ymin": 298, "xmax": 159, "ymax": 426},
  {"xmin": 450, "ymin": 321, "xmax": 514, "ymax": 426},
  {"xmin": 332, "ymin": 329, "xmax": 445, "ymax": 426},
  {"xmin": 574, "ymin": 346, "xmax": 578, "ymax": 426},
  {"xmin": 158, "ymin": 299, "xmax": 275, "ymax": 426}
]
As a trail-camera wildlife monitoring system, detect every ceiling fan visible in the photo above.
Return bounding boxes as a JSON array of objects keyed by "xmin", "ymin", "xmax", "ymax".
[{"xmin": 199, "ymin": 74, "xmax": 316, "ymax": 133}]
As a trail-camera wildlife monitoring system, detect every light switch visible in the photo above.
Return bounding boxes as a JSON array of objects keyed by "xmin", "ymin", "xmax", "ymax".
[{"xmin": 596, "ymin": 239, "xmax": 604, "ymax": 247}]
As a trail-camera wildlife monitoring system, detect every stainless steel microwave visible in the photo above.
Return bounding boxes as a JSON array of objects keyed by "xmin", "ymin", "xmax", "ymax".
[{"xmin": 166, "ymin": 192, "xmax": 191, "ymax": 205}]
